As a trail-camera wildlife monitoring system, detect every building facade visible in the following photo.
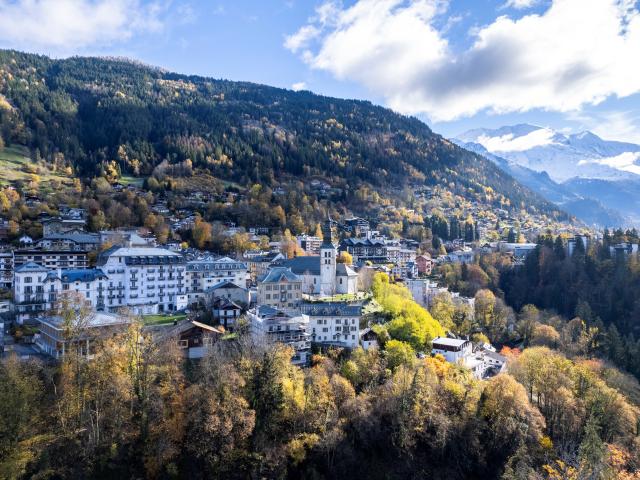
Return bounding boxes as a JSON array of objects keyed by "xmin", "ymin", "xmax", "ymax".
[
  {"xmin": 257, "ymin": 267, "xmax": 303, "ymax": 310},
  {"xmin": 97, "ymin": 247, "xmax": 187, "ymax": 315},
  {"xmin": 186, "ymin": 256, "xmax": 249, "ymax": 303},
  {"xmin": 300, "ymin": 302, "xmax": 362, "ymax": 348}
]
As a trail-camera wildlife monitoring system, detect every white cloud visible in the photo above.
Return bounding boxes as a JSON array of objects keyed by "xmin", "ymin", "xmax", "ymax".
[
  {"xmin": 291, "ymin": 81, "xmax": 307, "ymax": 91},
  {"xmin": 0, "ymin": 0, "xmax": 165, "ymax": 52},
  {"xmin": 502, "ymin": 0, "xmax": 539, "ymax": 9},
  {"xmin": 568, "ymin": 110, "xmax": 640, "ymax": 145},
  {"xmin": 578, "ymin": 152, "xmax": 640, "ymax": 175},
  {"xmin": 477, "ymin": 127, "xmax": 557, "ymax": 152},
  {"xmin": 284, "ymin": 25, "xmax": 320, "ymax": 53},
  {"xmin": 286, "ymin": 0, "xmax": 640, "ymax": 122}
]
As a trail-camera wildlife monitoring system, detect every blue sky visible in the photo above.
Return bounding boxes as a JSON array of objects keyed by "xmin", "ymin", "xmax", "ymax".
[{"xmin": 1, "ymin": 0, "xmax": 640, "ymax": 142}]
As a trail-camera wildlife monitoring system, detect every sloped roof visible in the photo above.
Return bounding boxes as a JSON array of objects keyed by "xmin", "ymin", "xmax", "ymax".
[
  {"xmin": 259, "ymin": 267, "xmax": 301, "ymax": 283},
  {"xmin": 336, "ymin": 263, "xmax": 358, "ymax": 277},
  {"xmin": 207, "ymin": 280, "xmax": 247, "ymax": 291},
  {"xmin": 15, "ymin": 261, "xmax": 49, "ymax": 273},
  {"xmin": 280, "ymin": 256, "xmax": 320, "ymax": 276},
  {"xmin": 60, "ymin": 269, "xmax": 108, "ymax": 283}
]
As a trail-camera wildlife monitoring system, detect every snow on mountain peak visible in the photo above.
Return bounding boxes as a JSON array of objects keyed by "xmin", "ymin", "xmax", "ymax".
[{"xmin": 475, "ymin": 126, "xmax": 557, "ymax": 153}]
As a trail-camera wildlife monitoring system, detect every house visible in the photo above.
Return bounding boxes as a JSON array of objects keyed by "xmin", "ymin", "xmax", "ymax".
[
  {"xmin": 206, "ymin": 280, "xmax": 250, "ymax": 306},
  {"xmin": 159, "ymin": 320, "xmax": 223, "ymax": 359},
  {"xmin": 96, "ymin": 246, "xmax": 187, "ymax": 315},
  {"xmin": 41, "ymin": 216, "xmax": 86, "ymax": 236},
  {"xmin": 36, "ymin": 311, "xmax": 131, "ymax": 358},
  {"xmin": 415, "ymin": 254, "xmax": 432, "ymax": 275},
  {"xmin": 19, "ymin": 235, "xmax": 34, "ymax": 246},
  {"xmin": 257, "ymin": 267, "xmax": 303, "ymax": 310},
  {"xmin": 299, "ymin": 302, "xmax": 362, "ymax": 348},
  {"xmin": 431, "ymin": 337, "xmax": 506, "ymax": 379},
  {"xmin": 36, "ymin": 232, "xmax": 101, "ymax": 251},
  {"xmin": 431, "ymin": 337, "xmax": 473, "ymax": 364},
  {"xmin": 360, "ymin": 327, "xmax": 380, "ymax": 350},
  {"xmin": 278, "ymin": 219, "xmax": 358, "ymax": 296},
  {"xmin": 248, "ymin": 305, "xmax": 311, "ymax": 366},
  {"xmin": 186, "ymin": 256, "xmax": 249, "ymax": 303},
  {"xmin": 212, "ymin": 298, "xmax": 243, "ymax": 329}
]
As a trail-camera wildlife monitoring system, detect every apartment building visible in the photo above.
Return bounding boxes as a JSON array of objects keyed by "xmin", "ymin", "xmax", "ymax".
[
  {"xmin": 97, "ymin": 246, "xmax": 187, "ymax": 315},
  {"xmin": 185, "ymin": 256, "xmax": 249, "ymax": 303},
  {"xmin": 0, "ymin": 251, "xmax": 13, "ymax": 289},
  {"xmin": 299, "ymin": 302, "xmax": 362, "ymax": 348},
  {"xmin": 14, "ymin": 249, "xmax": 88, "ymax": 270}
]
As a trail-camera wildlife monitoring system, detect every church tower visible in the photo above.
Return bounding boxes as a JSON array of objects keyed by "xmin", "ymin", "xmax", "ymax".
[{"xmin": 319, "ymin": 217, "xmax": 337, "ymax": 296}]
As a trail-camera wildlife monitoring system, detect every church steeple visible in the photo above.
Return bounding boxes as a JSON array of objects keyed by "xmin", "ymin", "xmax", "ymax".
[{"xmin": 321, "ymin": 215, "xmax": 335, "ymax": 248}]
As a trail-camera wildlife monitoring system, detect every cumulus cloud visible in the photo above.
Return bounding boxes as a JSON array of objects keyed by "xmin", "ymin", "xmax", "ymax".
[
  {"xmin": 291, "ymin": 81, "xmax": 307, "ymax": 91},
  {"xmin": 286, "ymin": 0, "xmax": 640, "ymax": 121},
  {"xmin": 0, "ymin": 0, "xmax": 166, "ymax": 52},
  {"xmin": 477, "ymin": 127, "xmax": 557, "ymax": 152}
]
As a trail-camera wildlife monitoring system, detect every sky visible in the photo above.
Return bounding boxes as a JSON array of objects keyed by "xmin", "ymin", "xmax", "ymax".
[{"xmin": 1, "ymin": 0, "xmax": 640, "ymax": 142}]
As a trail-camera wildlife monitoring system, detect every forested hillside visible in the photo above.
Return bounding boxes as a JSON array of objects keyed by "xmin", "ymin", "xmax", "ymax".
[{"xmin": 0, "ymin": 49, "xmax": 565, "ymax": 219}]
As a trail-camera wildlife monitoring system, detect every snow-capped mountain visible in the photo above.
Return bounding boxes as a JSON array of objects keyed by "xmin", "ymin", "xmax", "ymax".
[{"xmin": 456, "ymin": 124, "xmax": 640, "ymax": 183}]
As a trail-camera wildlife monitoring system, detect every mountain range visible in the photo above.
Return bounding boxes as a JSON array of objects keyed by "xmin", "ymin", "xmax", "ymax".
[{"xmin": 455, "ymin": 124, "xmax": 640, "ymax": 226}]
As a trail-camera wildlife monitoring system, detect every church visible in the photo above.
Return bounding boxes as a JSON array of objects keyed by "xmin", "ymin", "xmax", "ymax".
[{"xmin": 279, "ymin": 219, "xmax": 358, "ymax": 296}]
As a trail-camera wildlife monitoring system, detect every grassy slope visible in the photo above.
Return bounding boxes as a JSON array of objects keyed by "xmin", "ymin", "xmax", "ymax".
[{"xmin": 0, "ymin": 145, "xmax": 72, "ymax": 191}]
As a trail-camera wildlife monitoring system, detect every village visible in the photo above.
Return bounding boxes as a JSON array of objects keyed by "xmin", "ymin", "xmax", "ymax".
[{"xmin": 0, "ymin": 199, "xmax": 605, "ymax": 380}]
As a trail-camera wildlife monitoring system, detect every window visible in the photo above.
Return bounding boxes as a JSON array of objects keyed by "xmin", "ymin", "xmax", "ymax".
[{"xmin": 178, "ymin": 339, "xmax": 188, "ymax": 349}]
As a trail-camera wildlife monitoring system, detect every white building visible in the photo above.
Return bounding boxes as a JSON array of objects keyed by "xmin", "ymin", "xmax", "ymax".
[
  {"xmin": 431, "ymin": 337, "xmax": 473, "ymax": 364},
  {"xmin": 186, "ymin": 256, "xmax": 249, "ymax": 304},
  {"xmin": 14, "ymin": 249, "xmax": 88, "ymax": 270},
  {"xmin": 97, "ymin": 246, "xmax": 187, "ymax": 315},
  {"xmin": 431, "ymin": 337, "xmax": 506, "ymax": 379},
  {"xmin": 248, "ymin": 305, "xmax": 311, "ymax": 366},
  {"xmin": 14, "ymin": 263, "xmax": 108, "ymax": 324},
  {"xmin": 299, "ymin": 302, "xmax": 362, "ymax": 348}
]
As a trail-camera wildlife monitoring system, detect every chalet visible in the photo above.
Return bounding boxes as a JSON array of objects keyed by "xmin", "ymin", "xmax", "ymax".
[
  {"xmin": 360, "ymin": 327, "xmax": 380, "ymax": 350},
  {"xmin": 162, "ymin": 320, "xmax": 223, "ymax": 359},
  {"xmin": 212, "ymin": 298, "xmax": 243, "ymax": 329}
]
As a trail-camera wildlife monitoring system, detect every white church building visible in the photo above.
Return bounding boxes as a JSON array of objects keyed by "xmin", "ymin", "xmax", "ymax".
[{"xmin": 278, "ymin": 219, "xmax": 358, "ymax": 296}]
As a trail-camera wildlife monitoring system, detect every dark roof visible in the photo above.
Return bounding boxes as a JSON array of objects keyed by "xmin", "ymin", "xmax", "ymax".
[
  {"xmin": 259, "ymin": 267, "xmax": 301, "ymax": 283},
  {"xmin": 40, "ymin": 233, "xmax": 100, "ymax": 244},
  {"xmin": 207, "ymin": 280, "xmax": 246, "ymax": 291},
  {"xmin": 60, "ymin": 269, "xmax": 108, "ymax": 283},
  {"xmin": 279, "ymin": 256, "xmax": 320, "ymax": 276},
  {"xmin": 300, "ymin": 302, "xmax": 362, "ymax": 316},
  {"xmin": 340, "ymin": 238, "xmax": 385, "ymax": 247}
]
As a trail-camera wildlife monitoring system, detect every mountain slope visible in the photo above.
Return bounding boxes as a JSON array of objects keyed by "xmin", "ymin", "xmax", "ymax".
[
  {"xmin": 0, "ymin": 49, "xmax": 566, "ymax": 220},
  {"xmin": 454, "ymin": 139, "xmax": 625, "ymax": 226},
  {"xmin": 457, "ymin": 124, "xmax": 640, "ymax": 183},
  {"xmin": 457, "ymin": 124, "xmax": 640, "ymax": 226}
]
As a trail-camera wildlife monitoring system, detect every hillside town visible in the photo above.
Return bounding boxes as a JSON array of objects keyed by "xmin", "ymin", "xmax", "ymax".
[{"xmin": 0, "ymin": 203, "xmax": 602, "ymax": 380}]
